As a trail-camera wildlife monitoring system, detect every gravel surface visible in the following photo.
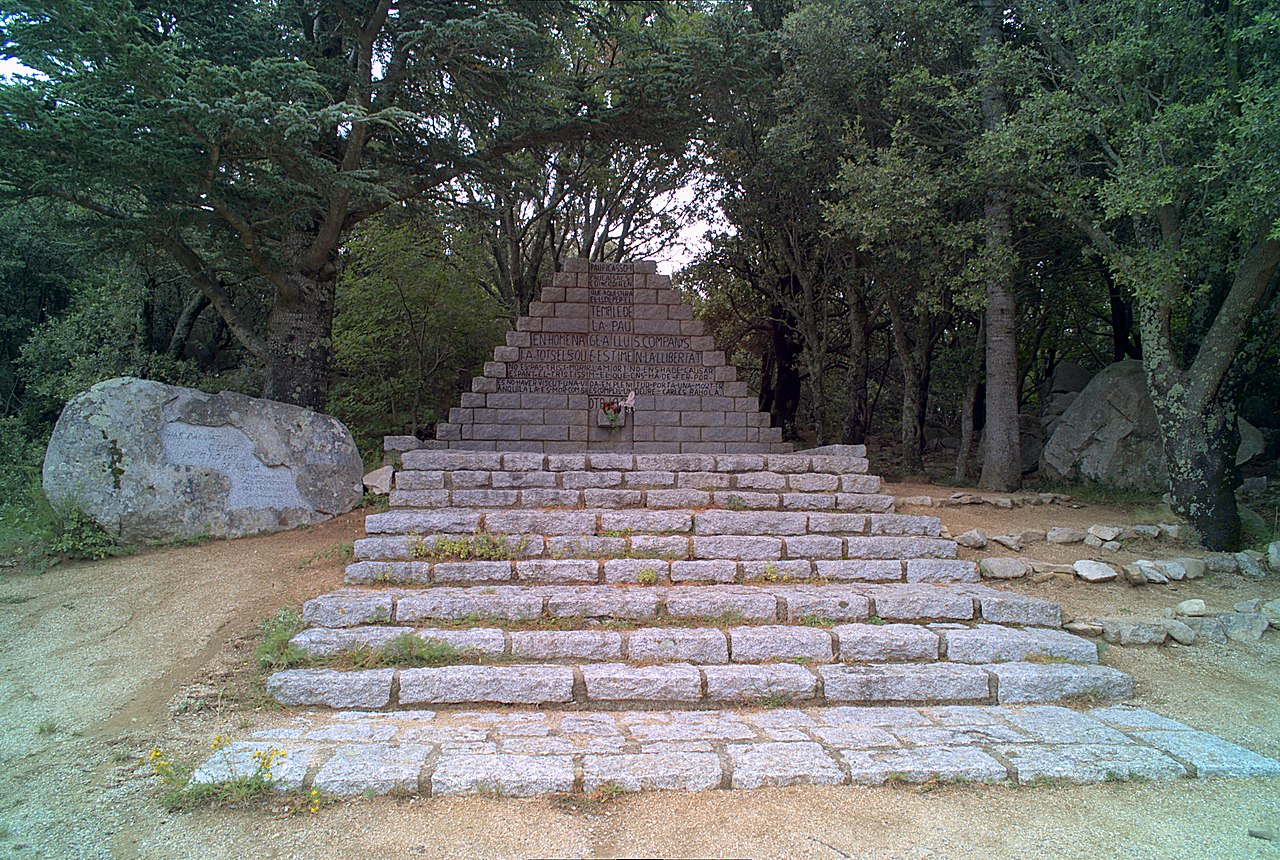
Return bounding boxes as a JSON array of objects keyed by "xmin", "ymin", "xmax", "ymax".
[{"xmin": 1, "ymin": 494, "xmax": 1277, "ymax": 860}]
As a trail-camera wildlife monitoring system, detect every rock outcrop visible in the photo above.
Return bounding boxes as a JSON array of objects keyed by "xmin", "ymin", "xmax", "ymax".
[{"xmin": 43, "ymin": 377, "xmax": 363, "ymax": 541}]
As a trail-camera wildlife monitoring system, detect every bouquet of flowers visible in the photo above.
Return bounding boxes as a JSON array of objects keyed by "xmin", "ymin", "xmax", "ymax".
[{"xmin": 598, "ymin": 391, "xmax": 635, "ymax": 434}]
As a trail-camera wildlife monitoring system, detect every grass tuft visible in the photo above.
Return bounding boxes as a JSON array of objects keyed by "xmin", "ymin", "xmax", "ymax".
[{"xmin": 256, "ymin": 609, "xmax": 307, "ymax": 670}]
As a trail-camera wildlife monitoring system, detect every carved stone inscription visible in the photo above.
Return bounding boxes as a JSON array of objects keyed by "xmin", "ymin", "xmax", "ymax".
[
  {"xmin": 160, "ymin": 422, "xmax": 307, "ymax": 510},
  {"xmin": 498, "ymin": 263, "xmax": 724, "ymax": 398}
]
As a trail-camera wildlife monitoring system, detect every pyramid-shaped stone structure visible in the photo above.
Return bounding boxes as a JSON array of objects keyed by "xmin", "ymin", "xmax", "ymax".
[{"xmin": 433, "ymin": 258, "xmax": 789, "ymax": 454}]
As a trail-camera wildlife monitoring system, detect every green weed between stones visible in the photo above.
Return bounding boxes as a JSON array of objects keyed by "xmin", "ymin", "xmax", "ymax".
[
  {"xmin": 412, "ymin": 532, "xmax": 525, "ymax": 561},
  {"xmin": 148, "ymin": 738, "xmax": 333, "ymax": 813},
  {"xmin": 798, "ymin": 614, "xmax": 834, "ymax": 627},
  {"xmin": 360, "ymin": 491, "xmax": 391, "ymax": 512},
  {"xmin": 1023, "ymin": 653, "xmax": 1080, "ymax": 665},
  {"xmin": 256, "ymin": 609, "xmax": 307, "ymax": 670},
  {"xmin": 303, "ymin": 541, "xmax": 354, "ymax": 567},
  {"xmin": 35, "ymin": 720, "xmax": 60, "ymax": 736},
  {"xmin": 328, "ymin": 635, "xmax": 464, "ymax": 670}
]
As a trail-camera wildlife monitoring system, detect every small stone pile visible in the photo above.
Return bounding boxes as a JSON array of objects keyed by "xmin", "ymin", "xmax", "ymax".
[
  {"xmin": 955, "ymin": 523, "xmax": 1180, "ymax": 555},
  {"xmin": 957, "ymin": 518, "xmax": 1278, "ymax": 587},
  {"xmin": 1065, "ymin": 597, "xmax": 1279, "ymax": 647},
  {"xmin": 900, "ymin": 493, "xmax": 1074, "ymax": 509}
]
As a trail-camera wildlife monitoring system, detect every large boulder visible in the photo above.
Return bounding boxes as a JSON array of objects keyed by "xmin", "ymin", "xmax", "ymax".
[
  {"xmin": 1019, "ymin": 413, "xmax": 1046, "ymax": 475},
  {"xmin": 1041, "ymin": 360, "xmax": 1260, "ymax": 491},
  {"xmin": 1040, "ymin": 361, "xmax": 1166, "ymax": 491},
  {"xmin": 43, "ymin": 377, "xmax": 363, "ymax": 542},
  {"xmin": 1039, "ymin": 361, "xmax": 1094, "ymax": 436}
]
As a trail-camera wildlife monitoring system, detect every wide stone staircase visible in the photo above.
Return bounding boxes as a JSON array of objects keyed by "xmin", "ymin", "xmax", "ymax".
[
  {"xmin": 268, "ymin": 446, "xmax": 1132, "ymax": 712},
  {"xmin": 184, "ymin": 445, "xmax": 1280, "ymax": 797}
]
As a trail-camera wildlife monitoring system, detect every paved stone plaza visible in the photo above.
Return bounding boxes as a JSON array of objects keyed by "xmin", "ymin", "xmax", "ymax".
[{"xmin": 196, "ymin": 705, "xmax": 1280, "ymax": 796}]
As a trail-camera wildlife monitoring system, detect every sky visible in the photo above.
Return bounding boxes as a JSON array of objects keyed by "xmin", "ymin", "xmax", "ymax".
[{"xmin": 1, "ymin": 57, "xmax": 30, "ymax": 79}]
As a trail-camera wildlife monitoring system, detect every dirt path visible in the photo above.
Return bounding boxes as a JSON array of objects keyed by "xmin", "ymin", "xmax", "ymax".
[{"xmin": 0, "ymin": 493, "xmax": 1277, "ymax": 860}]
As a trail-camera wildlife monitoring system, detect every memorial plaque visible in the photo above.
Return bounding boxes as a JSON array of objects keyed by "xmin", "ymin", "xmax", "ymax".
[{"xmin": 161, "ymin": 422, "xmax": 308, "ymax": 509}]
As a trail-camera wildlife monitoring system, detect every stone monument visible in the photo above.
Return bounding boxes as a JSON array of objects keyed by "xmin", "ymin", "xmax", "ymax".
[{"xmin": 429, "ymin": 258, "xmax": 788, "ymax": 454}]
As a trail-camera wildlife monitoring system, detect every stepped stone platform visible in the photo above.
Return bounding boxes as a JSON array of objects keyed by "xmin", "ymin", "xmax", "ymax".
[
  {"xmin": 206, "ymin": 441, "xmax": 1280, "ymax": 796},
  {"xmin": 197, "ymin": 262, "xmax": 1279, "ymax": 796},
  {"xmin": 196, "ymin": 705, "xmax": 1280, "ymax": 796},
  {"xmin": 429, "ymin": 258, "xmax": 790, "ymax": 454}
]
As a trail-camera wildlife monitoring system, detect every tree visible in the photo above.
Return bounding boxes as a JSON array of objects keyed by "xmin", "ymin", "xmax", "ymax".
[
  {"xmin": 1, "ymin": 1, "xmax": 708, "ymax": 410},
  {"xmin": 462, "ymin": 137, "xmax": 702, "ymax": 315},
  {"xmin": 976, "ymin": 0, "xmax": 1021, "ymax": 490},
  {"xmin": 999, "ymin": 0, "xmax": 1280, "ymax": 548},
  {"xmin": 328, "ymin": 209, "xmax": 506, "ymax": 457}
]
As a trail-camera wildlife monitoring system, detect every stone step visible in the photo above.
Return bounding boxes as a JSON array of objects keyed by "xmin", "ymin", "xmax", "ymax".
[
  {"xmin": 291, "ymin": 622, "xmax": 1099, "ymax": 666},
  {"xmin": 266, "ymin": 660, "xmax": 1132, "ymax": 710},
  {"xmin": 388, "ymin": 486, "xmax": 893, "ymax": 512},
  {"xmin": 196, "ymin": 704, "xmax": 1280, "ymax": 796},
  {"xmin": 363, "ymin": 509, "xmax": 933, "ymax": 539},
  {"xmin": 397, "ymin": 467, "xmax": 879, "ymax": 495},
  {"xmin": 302, "ymin": 584, "xmax": 1062, "ymax": 630},
  {"xmin": 400, "ymin": 447, "xmax": 869, "ymax": 476},
  {"xmin": 344, "ymin": 555, "xmax": 976, "ymax": 587}
]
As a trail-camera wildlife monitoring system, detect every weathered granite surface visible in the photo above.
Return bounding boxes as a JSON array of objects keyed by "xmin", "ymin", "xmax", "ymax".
[{"xmin": 43, "ymin": 377, "xmax": 362, "ymax": 540}]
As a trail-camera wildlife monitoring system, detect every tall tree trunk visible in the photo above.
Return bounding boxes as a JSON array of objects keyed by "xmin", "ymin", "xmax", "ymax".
[
  {"xmin": 841, "ymin": 291, "xmax": 871, "ymax": 444},
  {"xmin": 261, "ymin": 233, "xmax": 339, "ymax": 410},
  {"xmin": 768, "ymin": 304, "xmax": 803, "ymax": 439},
  {"xmin": 887, "ymin": 294, "xmax": 928, "ymax": 474},
  {"xmin": 956, "ymin": 319, "xmax": 984, "ymax": 483},
  {"xmin": 166, "ymin": 292, "xmax": 211, "ymax": 359},
  {"xmin": 978, "ymin": 0, "xmax": 1021, "ymax": 491},
  {"xmin": 1155, "ymin": 393, "xmax": 1241, "ymax": 550}
]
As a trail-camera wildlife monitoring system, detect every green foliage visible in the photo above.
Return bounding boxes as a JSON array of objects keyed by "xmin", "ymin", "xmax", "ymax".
[
  {"xmin": 332, "ymin": 635, "xmax": 462, "ymax": 670},
  {"xmin": 255, "ymin": 609, "xmax": 307, "ymax": 671},
  {"xmin": 0, "ymin": 471, "xmax": 129, "ymax": 570},
  {"xmin": 150, "ymin": 742, "xmax": 307, "ymax": 812},
  {"xmin": 45, "ymin": 507, "xmax": 126, "ymax": 561},
  {"xmin": 328, "ymin": 213, "xmax": 508, "ymax": 452},
  {"xmin": 412, "ymin": 532, "xmax": 525, "ymax": 562}
]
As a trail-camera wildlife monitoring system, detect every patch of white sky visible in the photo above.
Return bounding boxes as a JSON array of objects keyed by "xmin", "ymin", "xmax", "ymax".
[
  {"xmin": 650, "ymin": 183, "xmax": 721, "ymax": 274},
  {"xmin": 1, "ymin": 56, "xmax": 33, "ymax": 80}
]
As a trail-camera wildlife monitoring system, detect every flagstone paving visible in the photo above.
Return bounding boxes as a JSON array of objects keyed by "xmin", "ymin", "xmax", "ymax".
[{"xmin": 195, "ymin": 705, "xmax": 1280, "ymax": 796}]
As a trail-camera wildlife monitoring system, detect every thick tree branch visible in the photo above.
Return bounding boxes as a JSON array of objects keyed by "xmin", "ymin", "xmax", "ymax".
[{"xmin": 155, "ymin": 233, "xmax": 268, "ymax": 359}]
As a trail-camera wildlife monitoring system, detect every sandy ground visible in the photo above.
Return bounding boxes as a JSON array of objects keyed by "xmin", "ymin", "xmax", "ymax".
[{"xmin": 0, "ymin": 488, "xmax": 1277, "ymax": 860}]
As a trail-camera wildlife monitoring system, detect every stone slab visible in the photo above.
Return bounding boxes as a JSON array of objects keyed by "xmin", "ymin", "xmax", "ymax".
[
  {"xmin": 990, "ymin": 663, "xmax": 1133, "ymax": 704},
  {"xmin": 729, "ymin": 626, "xmax": 833, "ymax": 663},
  {"xmin": 267, "ymin": 669, "xmax": 393, "ymax": 708},
  {"xmin": 195, "ymin": 704, "xmax": 1278, "ymax": 798},
  {"xmin": 728, "ymin": 742, "xmax": 845, "ymax": 789},
  {"xmin": 842, "ymin": 746, "xmax": 1008, "ymax": 785},
  {"xmin": 583, "ymin": 753, "xmax": 722, "ymax": 792},
  {"xmin": 1131, "ymin": 730, "xmax": 1280, "ymax": 778},
  {"xmin": 820, "ymin": 663, "xmax": 989, "ymax": 704},
  {"xmin": 313, "ymin": 743, "xmax": 429, "ymax": 795},
  {"xmin": 999, "ymin": 743, "xmax": 1187, "ymax": 783},
  {"xmin": 431, "ymin": 754, "xmax": 575, "ymax": 797},
  {"xmin": 399, "ymin": 666, "xmax": 574, "ymax": 705},
  {"xmin": 581, "ymin": 663, "xmax": 702, "ymax": 702},
  {"xmin": 703, "ymin": 664, "xmax": 819, "ymax": 701}
]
